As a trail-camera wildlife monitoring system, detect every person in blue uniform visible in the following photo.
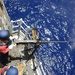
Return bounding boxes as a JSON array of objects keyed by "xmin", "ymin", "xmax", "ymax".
[
  {"xmin": 0, "ymin": 63, "xmax": 18, "ymax": 75},
  {"xmin": 0, "ymin": 62, "xmax": 8, "ymax": 75},
  {"xmin": 0, "ymin": 30, "xmax": 11, "ymax": 65}
]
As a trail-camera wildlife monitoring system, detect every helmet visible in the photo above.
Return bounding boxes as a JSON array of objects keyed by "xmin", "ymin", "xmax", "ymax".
[
  {"xmin": 6, "ymin": 67, "xmax": 18, "ymax": 75},
  {"xmin": 0, "ymin": 30, "xmax": 9, "ymax": 39}
]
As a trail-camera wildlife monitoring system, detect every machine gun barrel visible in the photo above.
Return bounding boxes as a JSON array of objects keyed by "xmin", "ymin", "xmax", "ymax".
[
  {"xmin": 37, "ymin": 40, "xmax": 68, "ymax": 43},
  {"xmin": 16, "ymin": 40, "xmax": 68, "ymax": 44}
]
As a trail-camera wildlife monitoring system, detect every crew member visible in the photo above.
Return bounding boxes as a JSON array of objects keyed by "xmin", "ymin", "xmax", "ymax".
[
  {"xmin": 0, "ymin": 30, "xmax": 10, "ymax": 65},
  {"xmin": 0, "ymin": 64, "xmax": 18, "ymax": 75}
]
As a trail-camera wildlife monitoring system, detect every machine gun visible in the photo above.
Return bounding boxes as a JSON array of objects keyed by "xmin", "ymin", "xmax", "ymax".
[{"xmin": 16, "ymin": 39, "xmax": 68, "ymax": 61}]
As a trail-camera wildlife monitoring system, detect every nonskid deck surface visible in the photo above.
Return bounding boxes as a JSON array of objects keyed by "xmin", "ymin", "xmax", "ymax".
[{"xmin": 7, "ymin": 41, "xmax": 36, "ymax": 75}]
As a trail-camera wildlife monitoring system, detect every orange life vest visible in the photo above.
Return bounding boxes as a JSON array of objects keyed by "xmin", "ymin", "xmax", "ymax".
[{"xmin": 0, "ymin": 45, "xmax": 10, "ymax": 54}]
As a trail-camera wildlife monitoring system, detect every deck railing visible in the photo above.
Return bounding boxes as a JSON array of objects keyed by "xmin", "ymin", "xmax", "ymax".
[{"xmin": 11, "ymin": 18, "xmax": 32, "ymax": 40}]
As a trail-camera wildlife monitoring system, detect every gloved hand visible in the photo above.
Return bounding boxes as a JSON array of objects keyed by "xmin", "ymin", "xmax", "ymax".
[
  {"xmin": 9, "ymin": 36, "xmax": 18, "ymax": 40},
  {"xmin": 0, "ymin": 66, "xmax": 8, "ymax": 75},
  {"xmin": 8, "ymin": 44, "xmax": 16, "ymax": 49}
]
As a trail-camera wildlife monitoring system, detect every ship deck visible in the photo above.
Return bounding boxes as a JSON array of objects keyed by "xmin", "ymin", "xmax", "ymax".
[
  {"xmin": 0, "ymin": 0, "xmax": 42, "ymax": 74},
  {"xmin": 7, "ymin": 34, "xmax": 36, "ymax": 75}
]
